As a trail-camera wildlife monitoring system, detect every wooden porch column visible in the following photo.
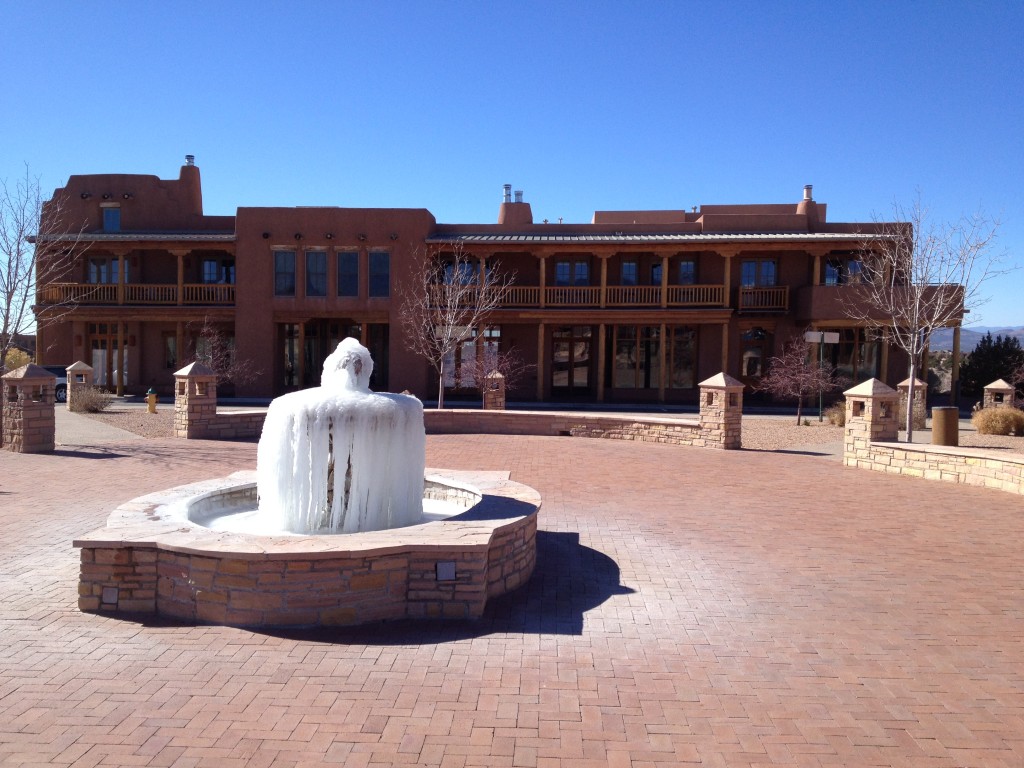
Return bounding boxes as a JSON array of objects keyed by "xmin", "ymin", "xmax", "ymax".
[
  {"xmin": 599, "ymin": 257, "xmax": 608, "ymax": 309},
  {"xmin": 813, "ymin": 254, "xmax": 821, "ymax": 286},
  {"xmin": 538, "ymin": 255, "xmax": 547, "ymax": 308},
  {"xmin": 117, "ymin": 252, "xmax": 126, "ymax": 305},
  {"xmin": 658, "ymin": 322, "xmax": 667, "ymax": 402},
  {"xmin": 536, "ymin": 323, "xmax": 545, "ymax": 401},
  {"xmin": 880, "ymin": 328, "xmax": 890, "ymax": 382},
  {"xmin": 116, "ymin": 321, "xmax": 125, "ymax": 397},
  {"xmin": 722, "ymin": 253, "xmax": 733, "ymax": 308},
  {"xmin": 596, "ymin": 323, "xmax": 606, "ymax": 402},
  {"xmin": 173, "ymin": 250, "xmax": 186, "ymax": 306},
  {"xmin": 660, "ymin": 255, "xmax": 669, "ymax": 308},
  {"xmin": 297, "ymin": 323, "xmax": 306, "ymax": 388}
]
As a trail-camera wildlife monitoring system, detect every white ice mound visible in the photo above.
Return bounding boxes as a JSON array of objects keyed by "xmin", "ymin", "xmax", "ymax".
[{"xmin": 256, "ymin": 338, "xmax": 425, "ymax": 534}]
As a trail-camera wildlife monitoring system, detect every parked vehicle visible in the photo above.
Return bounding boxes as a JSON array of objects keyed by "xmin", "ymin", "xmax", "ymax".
[{"xmin": 42, "ymin": 365, "xmax": 69, "ymax": 403}]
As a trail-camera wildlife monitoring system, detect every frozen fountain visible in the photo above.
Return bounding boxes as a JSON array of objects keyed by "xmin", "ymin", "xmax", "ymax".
[
  {"xmin": 74, "ymin": 339, "xmax": 540, "ymax": 628},
  {"xmin": 257, "ymin": 338, "xmax": 425, "ymax": 534}
]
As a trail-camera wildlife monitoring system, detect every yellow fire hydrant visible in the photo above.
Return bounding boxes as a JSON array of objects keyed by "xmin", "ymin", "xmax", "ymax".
[{"xmin": 146, "ymin": 388, "xmax": 158, "ymax": 414}]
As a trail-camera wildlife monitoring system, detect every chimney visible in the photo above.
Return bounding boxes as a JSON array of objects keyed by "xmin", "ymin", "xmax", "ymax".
[
  {"xmin": 803, "ymin": 184, "xmax": 813, "ymax": 201},
  {"xmin": 796, "ymin": 184, "xmax": 818, "ymax": 231},
  {"xmin": 185, "ymin": 154, "xmax": 195, "ymax": 167},
  {"xmin": 498, "ymin": 185, "xmax": 533, "ymax": 226}
]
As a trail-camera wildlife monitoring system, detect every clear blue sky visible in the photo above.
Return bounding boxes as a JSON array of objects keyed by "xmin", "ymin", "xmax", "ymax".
[{"xmin": 3, "ymin": 1, "xmax": 1022, "ymax": 327}]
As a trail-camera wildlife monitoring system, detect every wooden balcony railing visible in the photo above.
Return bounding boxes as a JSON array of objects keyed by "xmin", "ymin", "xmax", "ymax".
[
  {"xmin": 605, "ymin": 286, "xmax": 661, "ymax": 306},
  {"xmin": 666, "ymin": 284, "xmax": 725, "ymax": 307},
  {"xmin": 38, "ymin": 282, "xmax": 235, "ymax": 306},
  {"xmin": 738, "ymin": 286, "xmax": 789, "ymax": 312},
  {"xmin": 545, "ymin": 286, "xmax": 601, "ymax": 306}
]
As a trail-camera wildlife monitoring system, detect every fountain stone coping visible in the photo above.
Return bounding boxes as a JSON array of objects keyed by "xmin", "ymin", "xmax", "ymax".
[{"xmin": 74, "ymin": 469, "xmax": 538, "ymax": 558}]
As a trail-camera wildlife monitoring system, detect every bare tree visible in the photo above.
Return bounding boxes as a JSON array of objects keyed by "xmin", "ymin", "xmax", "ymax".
[
  {"xmin": 1, "ymin": 166, "xmax": 88, "ymax": 370},
  {"xmin": 462, "ymin": 343, "xmax": 534, "ymax": 406},
  {"xmin": 757, "ymin": 335, "xmax": 842, "ymax": 424},
  {"xmin": 187, "ymin": 316, "xmax": 261, "ymax": 391},
  {"xmin": 400, "ymin": 245, "xmax": 512, "ymax": 408},
  {"xmin": 845, "ymin": 197, "xmax": 1003, "ymax": 441}
]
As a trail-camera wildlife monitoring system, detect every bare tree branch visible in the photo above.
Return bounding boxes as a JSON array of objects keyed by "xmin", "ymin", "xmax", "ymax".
[
  {"xmin": 187, "ymin": 315, "xmax": 261, "ymax": 390},
  {"xmin": 399, "ymin": 244, "xmax": 513, "ymax": 408},
  {"xmin": 757, "ymin": 334, "xmax": 842, "ymax": 424},
  {"xmin": 843, "ymin": 195, "xmax": 1005, "ymax": 441},
  {"xmin": 1, "ymin": 165, "xmax": 89, "ymax": 369}
]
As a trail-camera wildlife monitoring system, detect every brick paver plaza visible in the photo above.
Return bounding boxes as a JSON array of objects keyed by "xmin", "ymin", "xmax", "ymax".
[{"xmin": 2, "ymin": 429, "xmax": 1023, "ymax": 766}]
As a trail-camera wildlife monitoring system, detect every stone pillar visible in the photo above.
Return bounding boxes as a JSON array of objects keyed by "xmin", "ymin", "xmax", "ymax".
[
  {"xmin": 2, "ymin": 364, "xmax": 57, "ymax": 453},
  {"xmin": 66, "ymin": 361, "xmax": 94, "ymax": 411},
  {"xmin": 897, "ymin": 377, "xmax": 927, "ymax": 430},
  {"xmin": 983, "ymin": 379, "xmax": 1015, "ymax": 410},
  {"xmin": 173, "ymin": 362, "xmax": 218, "ymax": 439},
  {"xmin": 843, "ymin": 379, "xmax": 898, "ymax": 468},
  {"xmin": 482, "ymin": 371, "xmax": 505, "ymax": 410},
  {"xmin": 697, "ymin": 372, "xmax": 744, "ymax": 450}
]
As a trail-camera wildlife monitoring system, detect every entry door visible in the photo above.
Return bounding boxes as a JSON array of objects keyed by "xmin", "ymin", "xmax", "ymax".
[{"xmin": 551, "ymin": 326, "xmax": 592, "ymax": 397}]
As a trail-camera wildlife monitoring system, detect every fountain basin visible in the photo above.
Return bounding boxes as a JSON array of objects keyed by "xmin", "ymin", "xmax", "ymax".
[{"xmin": 75, "ymin": 469, "xmax": 539, "ymax": 627}]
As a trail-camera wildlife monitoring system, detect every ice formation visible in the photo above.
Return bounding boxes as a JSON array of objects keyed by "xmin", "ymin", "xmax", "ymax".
[{"xmin": 256, "ymin": 338, "xmax": 425, "ymax": 534}]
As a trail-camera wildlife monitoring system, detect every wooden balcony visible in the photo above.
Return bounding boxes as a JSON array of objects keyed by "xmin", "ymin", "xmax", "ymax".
[
  {"xmin": 738, "ymin": 286, "xmax": 789, "ymax": 312},
  {"xmin": 501, "ymin": 284, "xmax": 726, "ymax": 309},
  {"xmin": 39, "ymin": 282, "xmax": 236, "ymax": 306}
]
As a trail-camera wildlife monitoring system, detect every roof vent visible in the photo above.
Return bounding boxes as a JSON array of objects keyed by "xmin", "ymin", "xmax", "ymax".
[
  {"xmin": 803, "ymin": 184, "xmax": 813, "ymax": 201},
  {"xmin": 502, "ymin": 184, "xmax": 512, "ymax": 203},
  {"xmin": 514, "ymin": 190, "xmax": 523, "ymax": 203},
  {"xmin": 185, "ymin": 154, "xmax": 195, "ymax": 166}
]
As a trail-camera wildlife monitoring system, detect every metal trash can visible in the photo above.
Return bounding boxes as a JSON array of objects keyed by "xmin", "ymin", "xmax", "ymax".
[{"xmin": 931, "ymin": 406, "xmax": 959, "ymax": 446}]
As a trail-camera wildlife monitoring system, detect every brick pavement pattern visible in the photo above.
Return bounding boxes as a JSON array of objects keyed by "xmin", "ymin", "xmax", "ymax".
[{"xmin": 2, "ymin": 433, "xmax": 1023, "ymax": 767}]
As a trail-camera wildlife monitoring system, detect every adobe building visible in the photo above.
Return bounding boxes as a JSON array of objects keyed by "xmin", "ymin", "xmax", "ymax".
[{"xmin": 33, "ymin": 157, "xmax": 963, "ymax": 405}]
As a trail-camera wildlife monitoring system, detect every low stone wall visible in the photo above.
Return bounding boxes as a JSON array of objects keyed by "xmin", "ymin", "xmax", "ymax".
[
  {"xmin": 425, "ymin": 410, "xmax": 710, "ymax": 446},
  {"xmin": 75, "ymin": 470, "xmax": 539, "ymax": 627},
  {"xmin": 846, "ymin": 441, "xmax": 1024, "ymax": 496},
  {"xmin": 180, "ymin": 410, "xmax": 266, "ymax": 440}
]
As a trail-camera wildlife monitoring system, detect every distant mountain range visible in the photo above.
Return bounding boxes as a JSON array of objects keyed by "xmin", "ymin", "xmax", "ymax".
[{"xmin": 930, "ymin": 326, "xmax": 1024, "ymax": 353}]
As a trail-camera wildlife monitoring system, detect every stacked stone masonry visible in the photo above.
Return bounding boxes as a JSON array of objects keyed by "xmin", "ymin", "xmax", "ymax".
[
  {"xmin": 75, "ymin": 472, "xmax": 540, "ymax": 627},
  {"xmin": 1, "ymin": 365, "xmax": 56, "ymax": 453}
]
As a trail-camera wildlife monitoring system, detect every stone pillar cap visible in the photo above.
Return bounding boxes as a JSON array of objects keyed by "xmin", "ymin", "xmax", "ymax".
[
  {"xmin": 1, "ymin": 363, "xmax": 57, "ymax": 382},
  {"xmin": 67, "ymin": 361, "xmax": 94, "ymax": 372},
  {"xmin": 843, "ymin": 378, "xmax": 896, "ymax": 397},
  {"xmin": 897, "ymin": 377, "xmax": 927, "ymax": 388},
  {"xmin": 173, "ymin": 362, "xmax": 217, "ymax": 378},
  {"xmin": 984, "ymin": 378, "xmax": 1013, "ymax": 390},
  {"xmin": 698, "ymin": 372, "xmax": 744, "ymax": 389}
]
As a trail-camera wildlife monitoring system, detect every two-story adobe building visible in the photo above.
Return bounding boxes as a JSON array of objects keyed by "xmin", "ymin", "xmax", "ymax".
[{"xmin": 33, "ymin": 157, "xmax": 959, "ymax": 404}]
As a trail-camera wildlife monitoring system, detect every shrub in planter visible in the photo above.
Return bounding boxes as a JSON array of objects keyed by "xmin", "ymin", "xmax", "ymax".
[
  {"xmin": 69, "ymin": 386, "xmax": 113, "ymax": 413},
  {"xmin": 971, "ymin": 407, "xmax": 1024, "ymax": 436}
]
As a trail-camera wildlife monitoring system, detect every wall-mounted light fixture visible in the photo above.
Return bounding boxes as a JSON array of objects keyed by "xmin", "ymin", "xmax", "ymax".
[
  {"xmin": 325, "ymin": 233, "xmax": 334, "ymax": 240},
  {"xmin": 80, "ymin": 192, "xmax": 91, "ymax": 200},
  {"xmin": 262, "ymin": 232, "xmax": 270, "ymax": 239},
  {"xmin": 357, "ymin": 234, "xmax": 367, "ymax": 241},
  {"xmin": 102, "ymin": 193, "xmax": 112, "ymax": 200},
  {"xmin": 389, "ymin": 233, "xmax": 399, "ymax": 241},
  {"xmin": 294, "ymin": 233, "xmax": 303, "ymax": 240},
  {"xmin": 122, "ymin": 193, "xmax": 133, "ymax": 200}
]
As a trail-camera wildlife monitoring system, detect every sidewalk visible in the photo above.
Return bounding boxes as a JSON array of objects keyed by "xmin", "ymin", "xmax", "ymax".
[{"xmin": 54, "ymin": 406, "xmax": 145, "ymax": 445}]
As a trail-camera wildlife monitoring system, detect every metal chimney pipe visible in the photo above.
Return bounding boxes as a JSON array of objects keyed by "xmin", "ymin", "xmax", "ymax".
[
  {"xmin": 803, "ymin": 184, "xmax": 813, "ymax": 200},
  {"xmin": 503, "ymin": 184, "xmax": 512, "ymax": 203},
  {"xmin": 185, "ymin": 155, "xmax": 195, "ymax": 166},
  {"xmin": 514, "ymin": 190, "xmax": 523, "ymax": 203}
]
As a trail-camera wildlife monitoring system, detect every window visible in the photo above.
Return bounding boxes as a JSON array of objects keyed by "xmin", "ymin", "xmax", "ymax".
[
  {"xmin": 305, "ymin": 251, "xmax": 327, "ymax": 297},
  {"xmin": 274, "ymin": 250, "xmax": 295, "ymax": 296},
  {"xmin": 87, "ymin": 257, "xmax": 124, "ymax": 284},
  {"xmin": 740, "ymin": 259, "xmax": 776, "ymax": 287},
  {"xmin": 102, "ymin": 206, "xmax": 120, "ymax": 232},
  {"xmin": 163, "ymin": 334, "xmax": 177, "ymax": 370},
  {"xmin": 613, "ymin": 325, "xmax": 660, "ymax": 389},
  {"xmin": 678, "ymin": 260, "xmax": 696, "ymax": 285},
  {"xmin": 621, "ymin": 261, "xmax": 638, "ymax": 286},
  {"xmin": 741, "ymin": 327, "xmax": 771, "ymax": 378},
  {"xmin": 444, "ymin": 259, "xmax": 477, "ymax": 285},
  {"xmin": 825, "ymin": 256, "xmax": 863, "ymax": 286},
  {"xmin": 555, "ymin": 261, "xmax": 589, "ymax": 286},
  {"xmin": 202, "ymin": 259, "xmax": 219, "ymax": 284},
  {"xmin": 337, "ymin": 251, "xmax": 359, "ymax": 297},
  {"xmin": 651, "ymin": 263, "xmax": 663, "ymax": 286},
  {"xmin": 369, "ymin": 250, "xmax": 390, "ymax": 297}
]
